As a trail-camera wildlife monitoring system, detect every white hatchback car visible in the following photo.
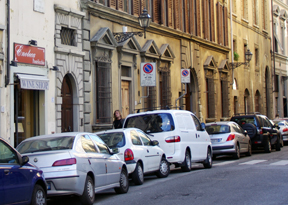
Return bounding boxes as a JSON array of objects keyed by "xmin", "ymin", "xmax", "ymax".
[
  {"xmin": 123, "ymin": 110, "xmax": 213, "ymax": 171},
  {"xmin": 95, "ymin": 128, "xmax": 170, "ymax": 185}
]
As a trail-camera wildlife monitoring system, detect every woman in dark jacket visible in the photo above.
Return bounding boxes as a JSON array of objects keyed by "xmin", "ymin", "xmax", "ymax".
[{"xmin": 113, "ymin": 110, "xmax": 124, "ymax": 129}]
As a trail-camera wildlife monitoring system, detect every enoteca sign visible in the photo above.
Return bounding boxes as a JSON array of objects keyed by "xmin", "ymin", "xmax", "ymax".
[{"xmin": 14, "ymin": 43, "xmax": 45, "ymax": 66}]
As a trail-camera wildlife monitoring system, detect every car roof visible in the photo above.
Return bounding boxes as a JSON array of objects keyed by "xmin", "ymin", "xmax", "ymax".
[
  {"xmin": 126, "ymin": 109, "xmax": 194, "ymax": 117},
  {"xmin": 19, "ymin": 132, "xmax": 94, "ymax": 142},
  {"xmin": 95, "ymin": 128, "xmax": 139, "ymax": 134},
  {"xmin": 206, "ymin": 121, "xmax": 235, "ymax": 126}
]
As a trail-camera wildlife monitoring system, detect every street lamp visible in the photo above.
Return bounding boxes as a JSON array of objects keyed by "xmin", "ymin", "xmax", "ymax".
[
  {"xmin": 113, "ymin": 8, "xmax": 152, "ymax": 43},
  {"xmin": 229, "ymin": 49, "xmax": 253, "ymax": 69}
]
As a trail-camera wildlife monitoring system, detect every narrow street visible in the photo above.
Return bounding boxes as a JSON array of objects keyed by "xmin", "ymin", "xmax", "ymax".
[{"xmin": 48, "ymin": 146, "xmax": 288, "ymax": 205}]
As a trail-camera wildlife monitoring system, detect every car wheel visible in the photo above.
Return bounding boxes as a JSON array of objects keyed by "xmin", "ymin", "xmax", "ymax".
[
  {"xmin": 246, "ymin": 141, "xmax": 252, "ymax": 156},
  {"xmin": 181, "ymin": 150, "xmax": 191, "ymax": 172},
  {"xmin": 31, "ymin": 184, "xmax": 46, "ymax": 205},
  {"xmin": 132, "ymin": 162, "xmax": 144, "ymax": 185},
  {"xmin": 156, "ymin": 158, "xmax": 170, "ymax": 178},
  {"xmin": 276, "ymin": 136, "xmax": 281, "ymax": 151},
  {"xmin": 203, "ymin": 148, "xmax": 212, "ymax": 168},
  {"xmin": 264, "ymin": 138, "xmax": 271, "ymax": 153},
  {"xmin": 233, "ymin": 144, "xmax": 240, "ymax": 159},
  {"xmin": 80, "ymin": 176, "xmax": 95, "ymax": 205},
  {"xmin": 114, "ymin": 168, "xmax": 129, "ymax": 194}
]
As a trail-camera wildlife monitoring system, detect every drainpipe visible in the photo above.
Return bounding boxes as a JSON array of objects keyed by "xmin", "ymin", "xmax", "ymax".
[
  {"xmin": 230, "ymin": 0, "xmax": 234, "ymax": 85},
  {"xmin": 271, "ymin": 0, "xmax": 276, "ymax": 117},
  {"xmin": 5, "ymin": 0, "xmax": 10, "ymax": 87}
]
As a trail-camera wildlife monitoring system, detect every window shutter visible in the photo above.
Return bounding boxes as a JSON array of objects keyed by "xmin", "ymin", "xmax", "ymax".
[
  {"xmin": 224, "ymin": 6, "xmax": 228, "ymax": 46},
  {"xmin": 216, "ymin": 2, "xmax": 223, "ymax": 45},
  {"xmin": 174, "ymin": 0, "xmax": 180, "ymax": 30},
  {"xmin": 109, "ymin": 0, "xmax": 116, "ymax": 9},
  {"xmin": 133, "ymin": 0, "xmax": 140, "ymax": 16},
  {"xmin": 161, "ymin": 0, "xmax": 165, "ymax": 24},
  {"xmin": 140, "ymin": 0, "xmax": 145, "ymax": 15},
  {"xmin": 168, "ymin": 0, "xmax": 173, "ymax": 28},
  {"xmin": 189, "ymin": 0, "xmax": 193, "ymax": 34},
  {"xmin": 153, "ymin": 0, "xmax": 160, "ymax": 23},
  {"xmin": 118, "ymin": 0, "xmax": 124, "ymax": 11},
  {"xmin": 184, "ymin": 0, "xmax": 189, "ymax": 33},
  {"xmin": 210, "ymin": 0, "xmax": 215, "ymax": 42},
  {"xmin": 179, "ymin": 0, "xmax": 183, "ymax": 31},
  {"xmin": 196, "ymin": 0, "xmax": 201, "ymax": 36},
  {"xmin": 203, "ymin": 0, "xmax": 208, "ymax": 39}
]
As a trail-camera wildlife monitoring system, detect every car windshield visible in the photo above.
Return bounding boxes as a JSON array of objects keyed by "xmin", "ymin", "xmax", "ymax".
[
  {"xmin": 273, "ymin": 120, "xmax": 284, "ymax": 126},
  {"xmin": 206, "ymin": 125, "xmax": 230, "ymax": 134},
  {"xmin": 17, "ymin": 136, "xmax": 75, "ymax": 154},
  {"xmin": 231, "ymin": 117, "xmax": 257, "ymax": 126},
  {"xmin": 124, "ymin": 113, "xmax": 175, "ymax": 133},
  {"xmin": 97, "ymin": 132, "xmax": 126, "ymax": 148}
]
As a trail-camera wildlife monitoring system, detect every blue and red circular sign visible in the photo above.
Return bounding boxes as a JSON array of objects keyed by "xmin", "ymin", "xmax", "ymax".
[
  {"xmin": 182, "ymin": 69, "xmax": 189, "ymax": 77},
  {"xmin": 143, "ymin": 63, "xmax": 154, "ymax": 74}
]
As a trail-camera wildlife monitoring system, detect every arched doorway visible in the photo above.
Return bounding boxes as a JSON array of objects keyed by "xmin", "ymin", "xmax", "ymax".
[
  {"xmin": 244, "ymin": 89, "xmax": 250, "ymax": 114},
  {"xmin": 61, "ymin": 75, "xmax": 73, "ymax": 132},
  {"xmin": 185, "ymin": 68, "xmax": 199, "ymax": 116},
  {"xmin": 265, "ymin": 66, "xmax": 271, "ymax": 117}
]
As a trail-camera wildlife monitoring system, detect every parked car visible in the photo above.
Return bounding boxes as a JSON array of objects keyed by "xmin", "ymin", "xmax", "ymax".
[
  {"xmin": 95, "ymin": 128, "xmax": 170, "ymax": 185},
  {"xmin": 16, "ymin": 132, "xmax": 129, "ymax": 205},
  {"xmin": 230, "ymin": 113, "xmax": 281, "ymax": 153},
  {"xmin": 123, "ymin": 110, "xmax": 213, "ymax": 171},
  {"xmin": 273, "ymin": 119, "xmax": 288, "ymax": 145},
  {"xmin": 0, "ymin": 137, "xmax": 47, "ymax": 205},
  {"xmin": 205, "ymin": 121, "xmax": 252, "ymax": 159},
  {"xmin": 269, "ymin": 119, "xmax": 284, "ymax": 147}
]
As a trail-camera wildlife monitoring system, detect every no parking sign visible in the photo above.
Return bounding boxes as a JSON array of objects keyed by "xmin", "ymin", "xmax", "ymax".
[
  {"xmin": 181, "ymin": 69, "xmax": 190, "ymax": 83},
  {"xmin": 141, "ymin": 62, "xmax": 156, "ymax": 86}
]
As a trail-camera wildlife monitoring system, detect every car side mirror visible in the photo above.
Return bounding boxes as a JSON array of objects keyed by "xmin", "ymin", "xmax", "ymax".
[
  {"xmin": 111, "ymin": 148, "xmax": 119, "ymax": 154},
  {"xmin": 152, "ymin": 140, "xmax": 159, "ymax": 146},
  {"xmin": 21, "ymin": 156, "xmax": 29, "ymax": 166},
  {"xmin": 201, "ymin": 123, "xmax": 206, "ymax": 131}
]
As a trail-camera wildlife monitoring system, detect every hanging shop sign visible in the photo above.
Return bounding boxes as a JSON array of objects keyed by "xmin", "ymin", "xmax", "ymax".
[
  {"xmin": 141, "ymin": 62, "xmax": 156, "ymax": 87},
  {"xmin": 14, "ymin": 43, "xmax": 45, "ymax": 66},
  {"xmin": 181, "ymin": 69, "xmax": 190, "ymax": 83}
]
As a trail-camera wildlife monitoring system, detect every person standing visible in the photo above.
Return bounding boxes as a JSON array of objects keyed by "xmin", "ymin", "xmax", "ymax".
[{"xmin": 113, "ymin": 110, "xmax": 124, "ymax": 129}]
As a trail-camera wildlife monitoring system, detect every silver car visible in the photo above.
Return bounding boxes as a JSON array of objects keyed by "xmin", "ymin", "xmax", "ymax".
[
  {"xmin": 205, "ymin": 121, "xmax": 252, "ymax": 159},
  {"xmin": 273, "ymin": 120, "xmax": 288, "ymax": 145},
  {"xmin": 16, "ymin": 132, "xmax": 129, "ymax": 205}
]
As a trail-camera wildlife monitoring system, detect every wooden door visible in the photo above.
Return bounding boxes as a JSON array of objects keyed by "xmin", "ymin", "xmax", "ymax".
[
  {"xmin": 61, "ymin": 75, "xmax": 73, "ymax": 132},
  {"xmin": 121, "ymin": 81, "xmax": 130, "ymax": 118}
]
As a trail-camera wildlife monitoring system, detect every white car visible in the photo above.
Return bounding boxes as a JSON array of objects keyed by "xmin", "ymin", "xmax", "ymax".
[
  {"xmin": 123, "ymin": 110, "xmax": 213, "ymax": 171},
  {"xmin": 16, "ymin": 132, "xmax": 129, "ymax": 205},
  {"xmin": 273, "ymin": 119, "xmax": 288, "ymax": 145},
  {"xmin": 95, "ymin": 128, "xmax": 170, "ymax": 185}
]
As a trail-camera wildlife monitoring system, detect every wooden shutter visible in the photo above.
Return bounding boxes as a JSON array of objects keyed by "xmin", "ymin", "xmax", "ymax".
[
  {"xmin": 117, "ymin": 0, "xmax": 124, "ymax": 11},
  {"xmin": 140, "ymin": 0, "xmax": 145, "ymax": 15},
  {"xmin": 153, "ymin": 0, "xmax": 160, "ymax": 23},
  {"xmin": 224, "ymin": 6, "xmax": 228, "ymax": 46},
  {"xmin": 184, "ymin": 0, "xmax": 189, "ymax": 33},
  {"xmin": 109, "ymin": 0, "xmax": 116, "ymax": 9},
  {"xmin": 168, "ymin": 0, "xmax": 173, "ymax": 27},
  {"xmin": 189, "ymin": 0, "xmax": 193, "ymax": 34},
  {"xmin": 132, "ymin": 0, "xmax": 140, "ymax": 16},
  {"xmin": 179, "ymin": 0, "xmax": 183, "ymax": 31},
  {"xmin": 216, "ymin": 2, "xmax": 223, "ymax": 45},
  {"xmin": 210, "ymin": 0, "xmax": 215, "ymax": 42},
  {"xmin": 174, "ymin": 0, "xmax": 180, "ymax": 30},
  {"xmin": 196, "ymin": 0, "xmax": 201, "ymax": 36},
  {"xmin": 161, "ymin": 0, "xmax": 165, "ymax": 24}
]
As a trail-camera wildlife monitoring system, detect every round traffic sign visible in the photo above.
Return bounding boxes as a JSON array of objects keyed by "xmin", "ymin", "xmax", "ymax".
[
  {"xmin": 182, "ymin": 69, "xmax": 189, "ymax": 77},
  {"xmin": 143, "ymin": 63, "xmax": 153, "ymax": 74}
]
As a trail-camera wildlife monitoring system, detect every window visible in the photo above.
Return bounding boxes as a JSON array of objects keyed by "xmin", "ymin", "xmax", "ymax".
[
  {"xmin": 253, "ymin": 0, "xmax": 258, "ymax": 25},
  {"xmin": 255, "ymin": 91, "xmax": 260, "ymax": 112},
  {"xmin": 99, "ymin": 0, "xmax": 108, "ymax": 6},
  {"xmin": 262, "ymin": 0, "xmax": 267, "ymax": 30},
  {"xmin": 191, "ymin": 115, "xmax": 201, "ymax": 131},
  {"xmin": 81, "ymin": 135, "xmax": 97, "ymax": 153},
  {"xmin": 96, "ymin": 61, "xmax": 112, "ymax": 123},
  {"xmin": 255, "ymin": 48, "xmax": 259, "ymax": 66},
  {"xmin": 163, "ymin": 0, "xmax": 168, "ymax": 26},
  {"xmin": 137, "ymin": 130, "xmax": 152, "ymax": 146},
  {"xmin": 221, "ymin": 80, "xmax": 229, "ymax": 117},
  {"xmin": 193, "ymin": 0, "xmax": 198, "ymax": 35},
  {"xmin": 60, "ymin": 27, "xmax": 77, "ymax": 46},
  {"xmin": 90, "ymin": 134, "xmax": 110, "ymax": 154},
  {"xmin": 159, "ymin": 66, "xmax": 171, "ymax": 109},
  {"xmin": 97, "ymin": 132, "xmax": 126, "ymax": 148},
  {"xmin": 124, "ymin": 0, "xmax": 132, "ymax": 14},
  {"xmin": 182, "ymin": 0, "xmax": 186, "ymax": 32},
  {"xmin": 0, "ymin": 141, "xmax": 19, "ymax": 164},
  {"xmin": 242, "ymin": 0, "xmax": 248, "ymax": 20},
  {"xmin": 203, "ymin": 0, "xmax": 214, "ymax": 41},
  {"xmin": 130, "ymin": 130, "xmax": 142, "ymax": 145},
  {"xmin": 281, "ymin": 22, "xmax": 286, "ymax": 55}
]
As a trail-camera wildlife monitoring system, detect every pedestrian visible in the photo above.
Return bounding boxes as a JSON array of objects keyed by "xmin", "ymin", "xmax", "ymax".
[{"xmin": 113, "ymin": 110, "xmax": 124, "ymax": 129}]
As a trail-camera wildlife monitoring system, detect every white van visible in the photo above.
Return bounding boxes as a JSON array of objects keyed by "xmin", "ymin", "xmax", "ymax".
[{"xmin": 123, "ymin": 110, "xmax": 213, "ymax": 171}]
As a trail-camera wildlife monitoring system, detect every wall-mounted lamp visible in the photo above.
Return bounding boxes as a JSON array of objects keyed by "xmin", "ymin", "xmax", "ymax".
[
  {"xmin": 229, "ymin": 49, "xmax": 253, "ymax": 69},
  {"xmin": 10, "ymin": 61, "xmax": 17, "ymax": 67},
  {"xmin": 113, "ymin": 8, "xmax": 151, "ymax": 43},
  {"xmin": 50, "ymin": 66, "xmax": 59, "ymax": 71},
  {"xmin": 29, "ymin": 40, "xmax": 37, "ymax": 46}
]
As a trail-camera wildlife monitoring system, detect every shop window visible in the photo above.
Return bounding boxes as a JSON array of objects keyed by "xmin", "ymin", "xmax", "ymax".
[
  {"xmin": 60, "ymin": 27, "xmax": 77, "ymax": 46},
  {"xmin": 96, "ymin": 61, "xmax": 112, "ymax": 123}
]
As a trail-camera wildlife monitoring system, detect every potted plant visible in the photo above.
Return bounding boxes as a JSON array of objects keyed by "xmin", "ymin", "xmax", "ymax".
[{"xmin": 234, "ymin": 52, "xmax": 239, "ymax": 61}]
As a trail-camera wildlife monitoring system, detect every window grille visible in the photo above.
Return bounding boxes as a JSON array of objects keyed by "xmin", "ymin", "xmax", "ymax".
[
  {"xmin": 60, "ymin": 27, "xmax": 77, "ymax": 46},
  {"xmin": 159, "ymin": 66, "xmax": 171, "ymax": 109},
  {"xmin": 96, "ymin": 62, "xmax": 112, "ymax": 123}
]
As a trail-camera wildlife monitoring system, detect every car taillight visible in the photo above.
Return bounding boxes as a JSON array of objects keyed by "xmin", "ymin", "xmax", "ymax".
[
  {"xmin": 165, "ymin": 136, "xmax": 181, "ymax": 143},
  {"xmin": 283, "ymin": 128, "xmax": 288, "ymax": 132},
  {"xmin": 226, "ymin": 134, "xmax": 235, "ymax": 141},
  {"xmin": 258, "ymin": 129, "xmax": 263, "ymax": 134},
  {"xmin": 52, "ymin": 158, "xmax": 76, "ymax": 166},
  {"xmin": 124, "ymin": 149, "xmax": 134, "ymax": 161}
]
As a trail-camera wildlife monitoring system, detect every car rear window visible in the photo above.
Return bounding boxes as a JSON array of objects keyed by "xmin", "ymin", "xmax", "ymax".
[
  {"xmin": 231, "ymin": 117, "xmax": 257, "ymax": 126},
  {"xmin": 97, "ymin": 132, "xmax": 126, "ymax": 148},
  {"xmin": 17, "ymin": 136, "xmax": 75, "ymax": 154},
  {"xmin": 124, "ymin": 113, "xmax": 175, "ymax": 133},
  {"xmin": 206, "ymin": 125, "xmax": 230, "ymax": 134}
]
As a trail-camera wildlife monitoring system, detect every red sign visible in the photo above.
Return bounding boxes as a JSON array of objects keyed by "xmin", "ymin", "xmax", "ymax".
[{"xmin": 14, "ymin": 43, "xmax": 45, "ymax": 66}]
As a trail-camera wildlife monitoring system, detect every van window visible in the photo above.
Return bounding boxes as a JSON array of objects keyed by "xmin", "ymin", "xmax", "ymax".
[
  {"xmin": 191, "ymin": 115, "xmax": 201, "ymax": 131},
  {"xmin": 124, "ymin": 113, "xmax": 175, "ymax": 133}
]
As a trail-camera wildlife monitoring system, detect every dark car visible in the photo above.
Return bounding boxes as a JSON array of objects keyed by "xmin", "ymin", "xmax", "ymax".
[
  {"xmin": 0, "ymin": 137, "xmax": 47, "ymax": 205},
  {"xmin": 230, "ymin": 113, "xmax": 281, "ymax": 153}
]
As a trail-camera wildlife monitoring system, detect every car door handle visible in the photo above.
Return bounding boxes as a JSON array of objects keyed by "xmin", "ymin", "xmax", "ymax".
[
  {"xmin": 147, "ymin": 149, "xmax": 149, "ymax": 153},
  {"xmin": 4, "ymin": 170, "xmax": 9, "ymax": 175}
]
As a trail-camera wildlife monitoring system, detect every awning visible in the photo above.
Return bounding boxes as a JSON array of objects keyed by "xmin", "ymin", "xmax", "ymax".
[{"xmin": 16, "ymin": 74, "xmax": 49, "ymax": 90}]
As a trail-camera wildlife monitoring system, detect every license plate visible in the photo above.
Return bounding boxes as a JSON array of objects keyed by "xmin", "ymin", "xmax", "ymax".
[
  {"xmin": 47, "ymin": 182, "xmax": 51, "ymax": 190},
  {"xmin": 211, "ymin": 139, "xmax": 221, "ymax": 143}
]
